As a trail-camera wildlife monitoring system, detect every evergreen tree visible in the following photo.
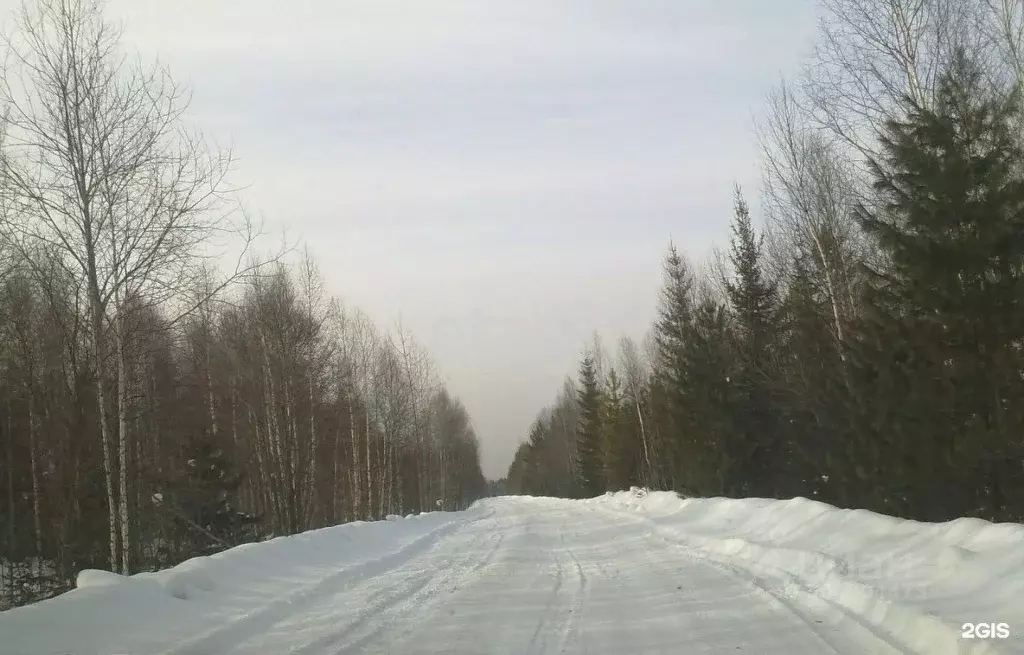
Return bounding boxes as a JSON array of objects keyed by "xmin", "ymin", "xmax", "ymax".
[
  {"xmin": 159, "ymin": 433, "xmax": 259, "ymax": 559},
  {"xmin": 653, "ymin": 243, "xmax": 696, "ymax": 491},
  {"xmin": 600, "ymin": 367, "xmax": 637, "ymax": 491},
  {"xmin": 503, "ymin": 54, "xmax": 1024, "ymax": 525},
  {"xmin": 854, "ymin": 51, "xmax": 1024, "ymax": 521},
  {"xmin": 506, "ymin": 442, "xmax": 535, "ymax": 495},
  {"xmin": 725, "ymin": 188, "xmax": 782, "ymax": 497},
  {"xmin": 775, "ymin": 255, "xmax": 852, "ymax": 503},
  {"xmin": 575, "ymin": 354, "xmax": 605, "ymax": 497},
  {"xmin": 525, "ymin": 417, "xmax": 556, "ymax": 497},
  {"xmin": 678, "ymin": 294, "xmax": 739, "ymax": 497},
  {"xmin": 645, "ymin": 369, "xmax": 673, "ymax": 490}
]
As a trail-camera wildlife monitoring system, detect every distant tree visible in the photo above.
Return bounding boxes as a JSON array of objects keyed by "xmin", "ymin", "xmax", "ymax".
[
  {"xmin": 486, "ymin": 478, "xmax": 508, "ymax": 497},
  {"xmin": 575, "ymin": 355, "xmax": 604, "ymax": 497},
  {"xmin": 616, "ymin": 337, "xmax": 656, "ymax": 488},
  {"xmin": 600, "ymin": 367, "xmax": 636, "ymax": 491}
]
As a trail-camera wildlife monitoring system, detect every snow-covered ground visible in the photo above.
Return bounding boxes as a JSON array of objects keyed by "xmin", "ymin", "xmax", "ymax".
[{"xmin": 2, "ymin": 490, "xmax": 1022, "ymax": 654}]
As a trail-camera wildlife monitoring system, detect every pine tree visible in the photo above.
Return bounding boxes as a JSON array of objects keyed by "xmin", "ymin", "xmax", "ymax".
[
  {"xmin": 159, "ymin": 432, "xmax": 258, "ymax": 558},
  {"xmin": 775, "ymin": 255, "xmax": 852, "ymax": 503},
  {"xmin": 653, "ymin": 243, "xmax": 696, "ymax": 491},
  {"xmin": 854, "ymin": 50, "xmax": 1024, "ymax": 521},
  {"xmin": 645, "ymin": 369, "xmax": 673, "ymax": 490},
  {"xmin": 725, "ymin": 187, "xmax": 782, "ymax": 497},
  {"xmin": 507, "ymin": 442, "xmax": 535, "ymax": 495},
  {"xmin": 525, "ymin": 417, "xmax": 556, "ymax": 497},
  {"xmin": 656, "ymin": 243, "xmax": 694, "ymax": 358},
  {"xmin": 600, "ymin": 367, "xmax": 636, "ymax": 491},
  {"xmin": 678, "ymin": 294, "xmax": 739, "ymax": 496},
  {"xmin": 575, "ymin": 355, "xmax": 605, "ymax": 497}
]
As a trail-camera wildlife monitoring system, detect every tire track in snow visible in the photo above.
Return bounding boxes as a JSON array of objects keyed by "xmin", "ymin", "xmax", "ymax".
[
  {"xmin": 321, "ymin": 512, "xmax": 508, "ymax": 655},
  {"xmin": 588, "ymin": 501, "xmax": 937, "ymax": 655},
  {"xmin": 592, "ymin": 502, "xmax": 889, "ymax": 654},
  {"xmin": 523, "ymin": 523, "xmax": 565, "ymax": 654},
  {"xmin": 159, "ymin": 507, "xmax": 493, "ymax": 655},
  {"xmin": 552, "ymin": 504, "xmax": 846, "ymax": 655},
  {"xmin": 525, "ymin": 511, "xmax": 587, "ymax": 655},
  {"xmin": 556, "ymin": 546, "xmax": 587, "ymax": 653}
]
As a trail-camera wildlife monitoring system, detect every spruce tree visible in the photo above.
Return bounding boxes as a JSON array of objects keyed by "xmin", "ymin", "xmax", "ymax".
[
  {"xmin": 776, "ymin": 255, "xmax": 852, "ymax": 502},
  {"xmin": 678, "ymin": 294, "xmax": 739, "ymax": 497},
  {"xmin": 645, "ymin": 370, "xmax": 673, "ymax": 490},
  {"xmin": 525, "ymin": 417, "xmax": 554, "ymax": 497},
  {"xmin": 725, "ymin": 188, "xmax": 782, "ymax": 497},
  {"xmin": 600, "ymin": 367, "xmax": 637, "ymax": 491},
  {"xmin": 653, "ymin": 242, "xmax": 696, "ymax": 492},
  {"xmin": 161, "ymin": 432, "xmax": 258, "ymax": 558},
  {"xmin": 575, "ymin": 354, "xmax": 605, "ymax": 497},
  {"xmin": 855, "ymin": 50, "xmax": 1024, "ymax": 520}
]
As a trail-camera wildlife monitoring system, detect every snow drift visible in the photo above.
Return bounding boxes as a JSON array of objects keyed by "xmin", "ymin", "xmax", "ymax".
[
  {"xmin": 0, "ymin": 508, "xmax": 472, "ymax": 655},
  {"xmin": 588, "ymin": 488, "xmax": 1024, "ymax": 654}
]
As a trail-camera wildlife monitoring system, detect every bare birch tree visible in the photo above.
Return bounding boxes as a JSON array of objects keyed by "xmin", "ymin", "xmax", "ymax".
[
  {"xmin": 340, "ymin": 309, "xmax": 380, "ymax": 520},
  {"xmin": 393, "ymin": 321, "xmax": 438, "ymax": 512},
  {"xmin": 758, "ymin": 82, "xmax": 865, "ymax": 363},
  {"xmin": 0, "ymin": 0, "xmax": 253, "ymax": 573},
  {"xmin": 803, "ymin": 0, "xmax": 1024, "ymax": 156},
  {"xmin": 617, "ymin": 336, "xmax": 655, "ymax": 487}
]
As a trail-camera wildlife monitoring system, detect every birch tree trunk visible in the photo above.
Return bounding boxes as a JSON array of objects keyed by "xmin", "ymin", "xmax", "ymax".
[
  {"xmin": 365, "ymin": 409, "xmax": 373, "ymax": 520},
  {"xmin": 26, "ymin": 390, "xmax": 42, "ymax": 576},
  {"xmin": 115, "ymin": 314, "xmax": 131, "ymax": 575},
  {"xmin": 5, "ymin": 404, "xmax": 14, "ymax": 602},
  {"xmin": 207, "ymin": 339, "xmax": 218, "ymax": 438},
  {"xmin": 91, "ymin": 304, "xmax": 120, "ymax": 573},
  {"xmin": 634, "ymin": 397, "xmax": 653, "ymax": 488},
  {"xmin": 349, "ymin": 392, "xmax": 361, "ymax": 521}
]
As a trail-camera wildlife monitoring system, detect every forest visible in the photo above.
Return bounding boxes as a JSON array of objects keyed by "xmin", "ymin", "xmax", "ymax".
[
  {"xmin": 0, "ymin": 0, "xmax": 487, "ymax": 609},
  {"xmin": 506, "ymin": 0, "xmax": 1024, "ymax": 528}
]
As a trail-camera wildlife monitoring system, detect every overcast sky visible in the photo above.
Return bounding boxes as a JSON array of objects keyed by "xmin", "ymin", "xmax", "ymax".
[{"xmin": 2, "ymin": 0, "xmax": 821, "ymax": 479}]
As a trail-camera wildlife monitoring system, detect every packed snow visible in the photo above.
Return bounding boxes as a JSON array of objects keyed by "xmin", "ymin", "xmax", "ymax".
[{"xmin": 2, "ymin": 489, "xmax": 1022, "ymax": 654}]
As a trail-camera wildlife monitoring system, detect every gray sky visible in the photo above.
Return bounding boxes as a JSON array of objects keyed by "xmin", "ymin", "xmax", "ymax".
[{"xmin": 4, "ymin": 0, "xmax": 821, "ymax": 479}]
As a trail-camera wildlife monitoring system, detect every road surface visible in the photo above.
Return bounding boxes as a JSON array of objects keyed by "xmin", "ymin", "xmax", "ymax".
[
  {"xmin": 5, "ymin": 492, "xmax": 1018, "ymax": 654},
  {"xmin": 165, "ymin": 497, "xmax": 911, "ymax": 654}
]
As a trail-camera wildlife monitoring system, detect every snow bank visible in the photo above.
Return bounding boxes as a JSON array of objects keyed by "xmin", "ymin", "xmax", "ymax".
[
  {"xmin": 589, "ymin": 489, "xmax": 1024, "ymax": 654},
  {"xmin": 0, "ymin": 507, "xmax": 479, "ymax": 655}
]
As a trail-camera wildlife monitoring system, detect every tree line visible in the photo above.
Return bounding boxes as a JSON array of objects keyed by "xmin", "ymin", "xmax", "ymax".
[
  {"xmin": 506, "ymin": 0, "xmax": 1024, "ymax": 527},
  {"xmin": 0, "ymin": 0, "xmax": 486, "ymax": 609}
]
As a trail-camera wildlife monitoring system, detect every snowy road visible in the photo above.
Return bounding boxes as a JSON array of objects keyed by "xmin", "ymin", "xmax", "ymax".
[
  {"xmin": 3, "ymin": 491, "xmax": 1022, "ymax": 654},
  {"xmin": 207, "ymin": 500, "xmax": 856, "ymax": 654}
]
